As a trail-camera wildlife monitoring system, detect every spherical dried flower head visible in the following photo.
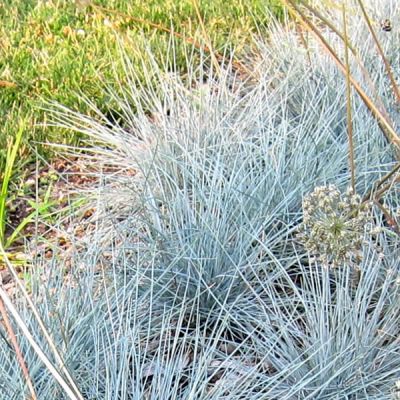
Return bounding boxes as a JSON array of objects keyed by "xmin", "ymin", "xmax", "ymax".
[{"xmin": 298, "ymin": 185, "xmax": 372, "ymax": 268}]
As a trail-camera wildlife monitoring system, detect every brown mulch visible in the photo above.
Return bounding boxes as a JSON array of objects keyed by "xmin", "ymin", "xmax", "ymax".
[{"xmin": 1, "ymin": 156, "xmax": 105, "ymax": 294}]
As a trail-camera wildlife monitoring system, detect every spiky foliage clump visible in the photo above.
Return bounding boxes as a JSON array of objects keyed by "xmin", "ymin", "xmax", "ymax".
[{"xmin": 1, "ymin": 1, "xmax": 400, "ymax": 399}]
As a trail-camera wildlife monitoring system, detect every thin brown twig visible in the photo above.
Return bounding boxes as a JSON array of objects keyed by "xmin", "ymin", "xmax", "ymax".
[
  {"xmin": 298, "ymin": 0, "xmax": 392, "ymax": 125},
  {"xmin": 0, "ymin": 80, "xmax": 17, "ymax": 88},
  {"xmin": 374, "ymin": 178, "xmax": 399, "ymax": 200},
  {"xmin": 373, "ymin": 199, "xmax": 400, "ymax": 235},
  {"xmin": 362, "ymin": 162, "xmax": 400, "ymax": 202},
  {"xmin": 355, "ymin": 0, "xmax": 400, "ymax": 105},
  {"xmin": 282, "ymin": 0, "xmax": 400, "ymax": 155},
  {"xmin": 295, "ymin": 22, "xmax": 313, "ymax": 68},
  {"xmin": 0, "ymin": 296, "xmax": 37, "ymax": 399},
  {"xmin": 0, "ymin": 283, "xmax": 81, "ymax": 400},
  {"xmin": 0, "ymin": 245, "xmax": 83, "ymax": 399},
  {"xmin": 191, "ymin": 0, "xmax": 221, "ymax": 74},
  {"xmin": 343, "ymin": 4, "xmax": 356, "ymax": 192}
]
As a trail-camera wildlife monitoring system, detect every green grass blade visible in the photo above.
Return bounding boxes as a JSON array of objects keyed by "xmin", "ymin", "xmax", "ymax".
[
  {"xmin": 0, "ymin": 124, "xmax": 24, "ymax": 245},
  {"xmin": 4, "ymin": 201, "xmax": 55, "ymax": 249}
]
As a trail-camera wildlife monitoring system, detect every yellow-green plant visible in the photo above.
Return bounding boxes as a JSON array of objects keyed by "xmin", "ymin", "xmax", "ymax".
[
  {"xmin": 0, "ymin": 120, "xmax": 56, "ymax": 256},
  {"xmin": 0, "ymin": 125, "xmax": 24, "ymax": 246}
]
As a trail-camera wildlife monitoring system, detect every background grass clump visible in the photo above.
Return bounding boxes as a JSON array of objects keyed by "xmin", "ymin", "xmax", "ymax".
[
  {"xmin": 0, "ymin": 0, "xmax": 281, "ymax": 161},
  {"xmin": 0, "ymin": 0, "xmax": 400, "ymax": 399},
  {"xmin": 0, "ymin": 0, "xmax": 282, "ymax": 250}
]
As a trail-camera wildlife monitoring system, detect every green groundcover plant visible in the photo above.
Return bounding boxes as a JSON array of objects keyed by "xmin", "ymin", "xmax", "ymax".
[{"xmin": 0, "ymin": 1, "xmax": 399, "ymax": 399}]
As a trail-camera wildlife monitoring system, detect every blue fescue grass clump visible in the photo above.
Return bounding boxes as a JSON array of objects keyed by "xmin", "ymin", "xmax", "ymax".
[{"xmin": 1, "ymin": 1, "xmax": 400, "ymax": 398}]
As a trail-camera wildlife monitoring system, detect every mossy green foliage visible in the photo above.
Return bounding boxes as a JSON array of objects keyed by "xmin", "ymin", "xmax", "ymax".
[
  {"xmin": 0, "ymin": 0, "xmax": 282, "ymax": 169},
  {"xmin": 0, "ymin": 0, "xmax": 282, "ymax": 240}
]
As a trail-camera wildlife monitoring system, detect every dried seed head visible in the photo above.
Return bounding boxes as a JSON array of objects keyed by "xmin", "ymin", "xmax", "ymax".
[{"xmin": 298, "ymin": 185, "xmax": 373, "ymax": 268}]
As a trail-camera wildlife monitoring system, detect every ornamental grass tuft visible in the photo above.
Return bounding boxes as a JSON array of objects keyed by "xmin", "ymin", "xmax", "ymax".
[{"xmin": 0, "ymin": 1, "xmax": 400, "ymax": 399}]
